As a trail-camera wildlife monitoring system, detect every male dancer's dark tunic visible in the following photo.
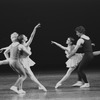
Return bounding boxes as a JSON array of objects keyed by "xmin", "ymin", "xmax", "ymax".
[{"xmin": 77, "ymin": 38, "xmax": 94, "ymax": 83}]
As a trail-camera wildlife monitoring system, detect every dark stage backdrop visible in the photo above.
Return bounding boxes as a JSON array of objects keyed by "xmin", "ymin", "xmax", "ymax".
[{"xmin": 0, "ymin": 0, "xmax": 100, "ymax": 73}]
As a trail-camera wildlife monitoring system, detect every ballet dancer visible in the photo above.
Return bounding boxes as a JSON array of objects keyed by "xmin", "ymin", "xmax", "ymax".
[
  {"xmin": 17, "ymin": 23, "xmax": 47, "ymax": 92},
  {"xmin": 0, "ymin": 32, "xmax": 19, "ymax": 65},
  {"xmin": 67, "ymin": 26, "xmax": 94, "ymax": 88},
  {"xmin": 51, "ymin": 37, "xmax": 100, "ymax": 89}
]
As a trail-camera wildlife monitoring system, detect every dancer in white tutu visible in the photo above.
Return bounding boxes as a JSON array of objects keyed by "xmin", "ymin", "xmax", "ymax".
[
  {"xmin": 51, "ymin": 37, "xmax": 100, "ymax": 89},
  {"xmin": 17, "ymin": 24, "xmax": 47, "ymax": 92}
]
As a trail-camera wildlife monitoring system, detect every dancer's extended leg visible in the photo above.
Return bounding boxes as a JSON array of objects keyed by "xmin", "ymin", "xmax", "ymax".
[
  {"xmin": 25, "ymin": 67, "xmax": 47, "ymax": 91},
  {"xmin": 55, "ymin": 67, "xmax": 75, "ymax": 89}
]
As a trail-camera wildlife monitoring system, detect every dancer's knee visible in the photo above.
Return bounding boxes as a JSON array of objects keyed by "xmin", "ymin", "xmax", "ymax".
[{"xmin": 21, "ymin": 73, "xmax": 27, "ymax": 80}]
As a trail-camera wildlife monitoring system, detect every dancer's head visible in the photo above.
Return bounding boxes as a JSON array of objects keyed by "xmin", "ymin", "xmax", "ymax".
[
  {"xmin": 75, "ymin": 26, "xmax": 85, "ymax": 37},
  {"xmin": 66, "ymin": 37, "xmax": 74, "ymax": 45},
  {"xmin": 18, "ymin": 34, "xmax": 28, "ymax": 44},
  {"xmin": 10, "ymin": 32, "xmax": 19, "ymax": 42}
]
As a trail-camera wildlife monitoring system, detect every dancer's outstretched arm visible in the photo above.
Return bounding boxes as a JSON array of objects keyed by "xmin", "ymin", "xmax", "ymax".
[
  {"xmin": 55, "ymin": 67, "xmax": 75, "ymax": 89},
  {"xmin": 26, "ymin": 23, "xmax": 41, "ymax": 46},
  {"xmin": 0, "ymin": 47, "xmax": 9, "ymax": 53},
  {"xmin": 51, "ymin": 41, "xmax": 68, "ymax": 51}
]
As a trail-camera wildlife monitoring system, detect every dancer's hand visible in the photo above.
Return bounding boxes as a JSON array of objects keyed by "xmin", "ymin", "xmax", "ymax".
[
  {"xmin": 35, "ymin": 23, "xmax": 41, "ymax": 29},
  {"xmin": 67, "ymin": 53, "xmax": 73, "ymax": 58},
  {"xmin": 0, "ymin": 49, "xmax": 3, "ymax": 53},
  {"xmin": 51, "ymin": 41, "xmax": 55, "ymax": 44},
  {"xmin": 91, "ymin": 43, "xmax": 95, "ymax": 46},
  {"xmin": 7, "ymin": 58, "xmax": 11, "ymax": 62},
  {"xmin": 67, "ymin": 55, "xmax": 70, "ymax": 58}
]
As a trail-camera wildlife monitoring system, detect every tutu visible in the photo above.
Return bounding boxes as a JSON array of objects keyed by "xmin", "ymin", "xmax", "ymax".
[
  {"xmin": 66, "ymin": 53, "xmax": 83, "ymax": 68},
  {"xmin": 21, "ymin": 57, "xmax": 35, "ymax": 68}
]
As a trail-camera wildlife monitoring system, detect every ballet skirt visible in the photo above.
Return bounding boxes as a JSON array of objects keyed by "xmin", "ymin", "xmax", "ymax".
[
  {"xmin": 21, "ymin": 56, "xmax": 35, "ymax": 68},
  {"xmin": 20, "ymin": 46, "xmax": 35, "ymax": 68},
  {"xmin": 66, "ymin": 53, "xmax": 83, "ymax": 68}
]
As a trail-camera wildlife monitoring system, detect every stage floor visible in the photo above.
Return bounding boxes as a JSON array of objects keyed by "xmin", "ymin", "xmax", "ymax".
[{"xmin": 0, "ymin": 71, "xmax": 100, "ymax": 100}]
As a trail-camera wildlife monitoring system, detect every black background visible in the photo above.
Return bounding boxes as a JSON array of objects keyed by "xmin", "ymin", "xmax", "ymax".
[{"xmin": 0, "ymin": 0, "xmax": 100, "ymax": 73}]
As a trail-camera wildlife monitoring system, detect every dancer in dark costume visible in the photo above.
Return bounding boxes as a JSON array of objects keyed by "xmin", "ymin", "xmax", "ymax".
[{"xmin": 68, "ymin": 26, "xmax": 93, "ymax": 88}]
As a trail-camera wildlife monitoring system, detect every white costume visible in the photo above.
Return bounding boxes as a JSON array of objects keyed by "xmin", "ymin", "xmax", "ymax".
[
  {"xmin": 20, "ymin": 46, "xmax": 35, "ymax": 68},
  {"xmin": 65, "ymin": 46, "xmax": 83, "ymax": 68}
]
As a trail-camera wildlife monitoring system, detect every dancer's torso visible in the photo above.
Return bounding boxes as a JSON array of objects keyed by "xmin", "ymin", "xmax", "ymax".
[
  {"xmin": 10, "ymin": 42, "xmax": 20, "ymax": 60},
  {"xmin": 81, "ymin": 38, "xmax": 93, "ymax": 59},
  {"xmin": 65, "ymin": 45, "xmax": 75, "ymax": 57},
  {"xmin": 20, "ymin": 45, "xmax": 31, "ymax": 59}
]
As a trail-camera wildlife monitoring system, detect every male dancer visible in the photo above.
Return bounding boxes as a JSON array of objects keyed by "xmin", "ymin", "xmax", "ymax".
[
  {"xmin": 68, "ymin": 26, "xmax": 94, "ymax": 88},
  {"xmin": 4, "ymin": 32, "xmax": 31, "ymax": 94}
]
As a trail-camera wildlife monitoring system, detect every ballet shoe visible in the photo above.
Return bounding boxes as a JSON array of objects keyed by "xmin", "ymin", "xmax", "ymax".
[
  {"xmin": 55, "ymin": 82, "xmax": 62, "ymax": 89},
  {"xmin": 39, "ymin": 86, "xmax": 47, "ymax": 92},
  {"xmin": 10, "ymin": 86, "xmax": 19, "ymax": 94}
]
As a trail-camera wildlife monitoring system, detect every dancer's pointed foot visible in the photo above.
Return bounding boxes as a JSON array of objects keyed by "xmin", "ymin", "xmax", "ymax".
[
  {"xmin": 39, "ymin": 85, "xmax": 47, "ymax": 92},
  {"xmin": 55, "ymin": 82, "xmax": 62, "ymax": 89},
  {"xmin": 10, "ymin": 86, "xmax": 19, "ymax": 94}
]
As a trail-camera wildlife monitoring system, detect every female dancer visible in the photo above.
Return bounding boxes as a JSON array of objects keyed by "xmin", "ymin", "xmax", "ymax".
[
  {"xmin": 51, "ymin": 37, "xmax": 100, "ymax": 89},
  {"xmin": 17, "ymin": 26, "xmax": 47, "ymax": 92}
]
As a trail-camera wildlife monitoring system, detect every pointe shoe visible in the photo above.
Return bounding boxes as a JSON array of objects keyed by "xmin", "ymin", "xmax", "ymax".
[
  {"xmin": 10, "ymin": 86, "xmax": 19, "ymax": 94},
  {"xmin": 39, "ymin": 86, "xmax": 47, "ymax": 92},
  {"xmin": 80, "ymin": 83, "xmax": 90, "ymax": 88},
  {"xmin": 72, "ymin": 81, "xmax": 83, "ymax": 87},
  {"xmin": 19, "ymin": 89, "xmax": 26, "ymax": 94},
  {"xmin": 55, "ymin": 82, "xmax": 62, "ymax": 89}
]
